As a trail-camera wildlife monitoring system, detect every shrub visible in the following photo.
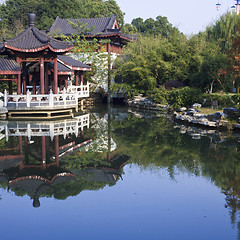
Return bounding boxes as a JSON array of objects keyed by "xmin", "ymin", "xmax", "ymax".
[
  {"xmin": 203, "ymin": 93, "xmax": 235, "ymax": 107},
  {"xmin": 167, "ymin": 87, "xmax": 203, "ymax": 109},
  {"xmin": 146, "ymin": 87, "xmax": 168, "ymax": 104}
]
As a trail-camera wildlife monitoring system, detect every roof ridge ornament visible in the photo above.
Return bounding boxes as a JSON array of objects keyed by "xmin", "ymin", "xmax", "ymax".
[{"xmin": 28, "ymin": 13, "xmax": 36, "ymax": 27}]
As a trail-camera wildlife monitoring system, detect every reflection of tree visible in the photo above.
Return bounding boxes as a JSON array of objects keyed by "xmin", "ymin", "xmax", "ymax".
[{"xmin": 111, "ymin": 113, "xmax": 240, "ymax": 236}]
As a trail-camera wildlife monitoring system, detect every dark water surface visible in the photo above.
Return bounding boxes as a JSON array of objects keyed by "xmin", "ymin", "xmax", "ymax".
[{"xmin": 0, "ymin": 105, "xmax": 239, "ymax": 240}]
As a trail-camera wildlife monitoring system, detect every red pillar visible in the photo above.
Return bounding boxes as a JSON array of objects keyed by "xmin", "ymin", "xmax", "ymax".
[
  {"xmin": 80, "ymin": 72, "xmax": 84, "ymax": 84},
  {"xmin": 45, "ymin": 63, "xmax": 49, "ymax": 93},
  {"xmin": 64, "ymin": 78, "xmax": 68, "ymax": 89},
  {"xmin": 17, "ymin": 74, "xmax": 21, "ymax": 95},
  {"xmin": 22, "ymin": 62, "xmax": 27, "ymax": 94},
  {"xmin": 40, "ymin": 57, "xmax": 45, "ymax": 94},
  {"xmin": 75, "ymin": 73, "xmax": 79, "ymax": 86},
  {"xmin": 54, "ymin": 58, "xmax": 58, "ymax": 94},
  {"xmin": 16, "ymin": 57, "xmax": 21, "ymax": 94}
]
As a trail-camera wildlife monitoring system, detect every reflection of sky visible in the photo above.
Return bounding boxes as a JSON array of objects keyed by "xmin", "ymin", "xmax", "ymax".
[{"xmin": 0, "ymin": 164, "xmax": 236, "ymax": 240}]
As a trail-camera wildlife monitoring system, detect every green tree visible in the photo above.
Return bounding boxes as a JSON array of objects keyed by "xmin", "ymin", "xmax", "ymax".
[{"xmin": 0, "ymin": 0, "xmax": 124, "ymax": 36}]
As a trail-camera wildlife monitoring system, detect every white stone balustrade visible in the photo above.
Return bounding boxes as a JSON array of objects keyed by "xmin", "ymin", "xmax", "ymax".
[
  {"xmin": 1, "ymin": 114, "xmax": 90, "ymax": 141},
  {"xmin": 3, "ymin": 83, "xmax": 89, "ymax": 109},
  {"xmin": 66, "ymin": 83, "xmax": 90, "ymax": 98}
]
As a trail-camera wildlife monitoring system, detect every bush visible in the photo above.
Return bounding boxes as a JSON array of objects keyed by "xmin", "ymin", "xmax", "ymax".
[
  {"xmin": 203, "ymin": 93, "xmax": 235, "ymax": 107},
  {"xmin": 167, "ymin": 87, "xmax": 203, "ymax": 109},
  {"xmin": 146, "ymin": 87, "xmax": 168, "ymax": 104}
]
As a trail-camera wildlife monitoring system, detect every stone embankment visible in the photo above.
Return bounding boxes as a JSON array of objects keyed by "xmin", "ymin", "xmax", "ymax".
[
  {"xmin": 127, "ymin": 95, "xmax": 169, "ymax": 111},
  {"xmin": 127, "ymin": 95, "xmax": 240, "ymax": 131},
  {"xmin": 174, "ymin": 106, "xmax": 240, "ymax": 131}
]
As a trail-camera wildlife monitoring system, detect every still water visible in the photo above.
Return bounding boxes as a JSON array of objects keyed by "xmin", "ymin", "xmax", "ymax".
[{"xmin": 0, "ymin": 105, "xmax": 239, "ymax": 240}]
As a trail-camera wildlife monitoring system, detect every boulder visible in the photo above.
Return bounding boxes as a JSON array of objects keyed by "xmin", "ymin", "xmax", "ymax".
[
  {"xmin": 192, "ymin": 103, "xmax": 202, "ymax": 109},
  {"xmin": 223, "ymin": 108, "xmax": 239, "ymax": 119},
  {"xmin": 179, "ymin": 107, "xmax": 187, "ymax": 112}
]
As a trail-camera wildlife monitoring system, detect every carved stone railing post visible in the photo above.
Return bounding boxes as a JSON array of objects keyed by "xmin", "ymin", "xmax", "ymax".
[
  {"xmin": 49, "ymin": 89, "xmax": 54, "ymax": 107},
  {"xmin": 63, "ymin": 88, "xmax": 66, "ymax": 107},
  {"xmin": 4, "ymin": 89, "xmax": 7, "ymax": 107},
  {"xmin": 26, "ymin": 90, "xmax": 31, "ymax": 107}
]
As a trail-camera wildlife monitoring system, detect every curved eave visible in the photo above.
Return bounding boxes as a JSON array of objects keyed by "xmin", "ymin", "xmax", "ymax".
[
  {"xmin": 72, "ymin": 67, "xmax": 91, "ymax": 71},
  {"xmin": 58, "ymin": 59, "xmax": 91, "ymax": 71},
  {"xmin": 9, "ymin": 175, "xmax": 51, "ymax": 185},
  {"xmin": 58, "ymin": 71, "xmax": 73, "ymax": 75},
  {"xmin": 4, "ymin": 44, "xmax": 74, "ymax": 53},
  {"xmin": 84, "ymin": 33, "xmax": 136, "ymax": 42},
  {"xmin": 0, "ymin": 70, "xmax": 21, "ymax": 75},
  {"xmin": 9, "ymin": 172, "xmax": 75, "ymax": 185}
]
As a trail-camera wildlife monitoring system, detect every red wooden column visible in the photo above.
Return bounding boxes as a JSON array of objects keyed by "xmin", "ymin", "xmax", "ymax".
[
  {"xmin": 45, "ymin": 62, "xmax": 49, "ymax": 93},
  {"xmin": 64, "ymin": 77, "xmax": 68, "ymax": 89},
  {"xmin": 53, "ymin": 58, "xmax": 58, "ymax": 94},
  {"xmin": 80, "ymin": 72, "xmax": 84, "ymax": 84},
  {"xmin": 16, "ymin": 57, "xmax": 21, "ymax": 94},
  {"xmin": 75, "ymin": 72, "xmax": 79, "ymax": 86},
  {"xmin": 22, "ymin": 62, "xmax": 27, "ymax": 94},
  {"xmin": 17, "ymin": 74, "xmax": 21, "ymax": 95},
  {"xmin": 40, "ymin": 57, "xmax": 45, "ymax": 94}
]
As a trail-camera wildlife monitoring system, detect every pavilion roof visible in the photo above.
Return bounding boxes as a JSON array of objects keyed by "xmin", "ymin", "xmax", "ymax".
[
  {"xmin": 57, "ymin": 55, "xmax": 91, "ymax": 71},
  {"xmin": 57, "ymin": 61, "xmax": 73, "ymax": 75},
  {"xmin": 0, "ymin": 57, "xmax": 21, "ymax": 74},
  {"xmin": 49, "ymin": 16, "xmax": 137, "ymax": 42},
  {"xmin": 0, "ymin": 14, "xmax": 74, "ymax": 53}
]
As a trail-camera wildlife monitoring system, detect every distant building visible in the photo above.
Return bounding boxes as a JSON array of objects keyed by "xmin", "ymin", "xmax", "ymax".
[{"xmin": 49, "ymin": 16, "xmax": 137, "ymax": 93}]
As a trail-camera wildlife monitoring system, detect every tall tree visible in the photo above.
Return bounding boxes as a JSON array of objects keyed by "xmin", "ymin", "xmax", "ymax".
[{"xmin": 0, "ymin": 0, "xmax": 124, "ymax": 36}]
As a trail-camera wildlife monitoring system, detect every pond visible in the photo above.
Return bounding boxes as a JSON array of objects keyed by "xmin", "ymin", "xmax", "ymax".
[{"xmin": 0, "ymin": 105, "xmax": 239, "ymax": 240}]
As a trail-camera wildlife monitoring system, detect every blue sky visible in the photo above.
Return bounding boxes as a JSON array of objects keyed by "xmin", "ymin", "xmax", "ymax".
[{"xmin": 116, "ymin": 0, "xmax": 236, "ymax": 35}]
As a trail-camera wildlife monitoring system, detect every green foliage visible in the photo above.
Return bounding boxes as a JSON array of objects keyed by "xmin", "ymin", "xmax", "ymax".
[
  {"xmin": 0, "ymin": 0, "xmax": 124, "ymax": 37},
  {"xmin": 206, "ymin": 11, "xmax": 240, "ymax": 53},
  {"xmin": 203, "ymin": 93, "xmax": 236, "ymax": 107},
  {"xmin": 146, "ymin": 87, "xmax": 168, "ymax": 105},
  {"xmin": 131, "ymin": 16, "xmax": 181, "ymax": 37},
  {"xmin": 115, "ymin": 34, "xmax": 199, "ymax": 93},
  {"xmin": 167, "ymin": 87, "xmax": 203, "ymax": 109}
]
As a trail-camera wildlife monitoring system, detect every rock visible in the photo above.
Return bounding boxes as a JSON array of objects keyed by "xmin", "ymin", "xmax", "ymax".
[
  {"xmin": 191, "ymin": 133, "xmax": 201, "ymax": 139},
  {"xmin": 192, "ymin": 103, "xmax": 202, "ymax": 109},
  {"xmin": 207, "ymin": 112, "xmax": 222, "ymax": 121},
  {"xmin": 193, "ymin": 113, "xmax": 206, "ymax": 119},
  {"xmin": 219, "ymin": 120, "xmax": 228, "ymax": 127},
  {"xmin": 223, "ymin": 108, "xmax": 239, "ymax": 119},
  {"xmin": 233, "ymin": 124, "xmax": 240, "ymax": 129},
  {"xmin": 179, "ymin": 107, "xmax": 187, "ymax": 112}
]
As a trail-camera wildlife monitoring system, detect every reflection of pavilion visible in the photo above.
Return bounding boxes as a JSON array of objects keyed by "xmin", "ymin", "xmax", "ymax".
[{"xmin": 0, "ymin": 115, "xmax": 129, "ymax": 207}]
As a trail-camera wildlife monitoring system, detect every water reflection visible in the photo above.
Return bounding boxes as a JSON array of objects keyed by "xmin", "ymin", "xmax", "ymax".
[
  {"xmin": 1, "ymin": 107, "xmax": 240, "ymax": 239},
  {"xmin": 0, "ymin": 113, "xmax": 128, "ymax": 207}
]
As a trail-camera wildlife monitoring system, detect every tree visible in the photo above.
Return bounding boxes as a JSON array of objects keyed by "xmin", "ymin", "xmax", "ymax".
[
  {"xmin": 131, "ymin": 15, "xmax": 180, "ymax": 37},
  {"xmin": 206, "ymin": 11, "xmax": 240, "ymax": 53},
  {"xmin": 0, "ymin": 0, "xmax": 124, "ymax": 36}
]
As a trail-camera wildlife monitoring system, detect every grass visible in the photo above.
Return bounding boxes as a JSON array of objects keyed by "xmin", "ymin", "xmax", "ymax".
[{"xmin": 199, "ymin": 107, "xmax": 224, "ymax": 115}]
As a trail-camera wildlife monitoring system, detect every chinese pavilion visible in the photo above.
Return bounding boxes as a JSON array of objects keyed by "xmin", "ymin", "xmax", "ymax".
[{"xmin": 0, "ymin": 13, "xmax": 91, "ymax": 119}]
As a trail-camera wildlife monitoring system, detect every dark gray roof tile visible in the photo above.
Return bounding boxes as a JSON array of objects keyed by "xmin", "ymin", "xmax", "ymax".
[
  {"xmin": 50, "ymin": 15, "xmax": 119, "ymax": 36},
  {"xmin": 2, "ymin": 26, "xmax": 73, "ymax": 52},
  {"xmin": 0, "ymin": 58, "xmax": 21, "ymax": 73},
  {"xmin": 58, "ymin": 55, "xmax": 91, "ymax": 70}
]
